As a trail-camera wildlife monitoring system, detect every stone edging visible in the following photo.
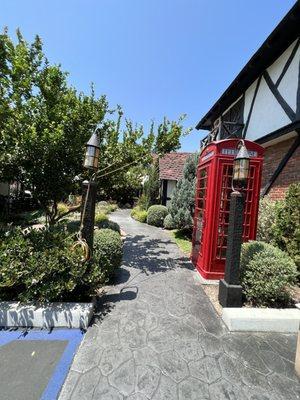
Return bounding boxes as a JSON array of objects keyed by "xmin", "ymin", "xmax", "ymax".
[
  {"xmin": 0, "ymin": 301, "xmax": 94, "ymax": 329},
  {"xmin": 222, "ymin": 307, "xmax": 300, "ymax": 332}
]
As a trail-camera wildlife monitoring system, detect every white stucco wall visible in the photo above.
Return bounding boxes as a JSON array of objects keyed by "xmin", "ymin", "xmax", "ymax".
[
  {"xmin": 219, "ymin": 39, "xmax": 300, "ymax": 142},
  {"xmin": 244, "ymin": 39, "xmax": 299, "ymax": 141}
]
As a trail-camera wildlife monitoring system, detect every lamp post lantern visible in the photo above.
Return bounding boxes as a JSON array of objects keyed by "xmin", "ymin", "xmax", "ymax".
[
  {"xmin": 80, "ymin": 127, "xmax": 101, "ymax": 258},
  {"xmin": 232, "ymin": 141, "xmax": 250, "ymax": 189},
  {"xmin": 218, "ymin": 140, "xmax": 250, "ymax": 307},
  {"xmin": 83, "ymin": 132, "xmax": 100, "ymax": 170}
]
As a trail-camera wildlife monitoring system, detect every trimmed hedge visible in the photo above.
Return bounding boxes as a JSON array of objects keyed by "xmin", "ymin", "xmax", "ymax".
[
  {"xmin": 93, "ymin": 229, "xmax": 123, "ymax": 278},
  {"xmin": 0, "ymin": 228, "xmax": 105, "ymax": 302},
  {"xmin": 131, "ymin": 207, "xmax": 147, "ymax": 223},
  {"xmin": 240, "ymin": 241, "xmax": 298, "ymax": 307},
  {"xmin": 163, "ymin": 214, "xmax": 176, "ymax": 230},
  {"xmin": 147, "ymin": 205, "xmax": 168, "ymax": 227}
]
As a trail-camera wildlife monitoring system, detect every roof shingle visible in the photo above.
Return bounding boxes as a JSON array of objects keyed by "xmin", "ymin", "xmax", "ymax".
[{"xmin": 158, "ymin": 152, "xmax": 193, "ymax": 181}]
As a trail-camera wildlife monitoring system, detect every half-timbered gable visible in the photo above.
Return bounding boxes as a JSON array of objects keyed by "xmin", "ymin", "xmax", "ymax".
[{"xmin": 196, "ymin": 2, "xmax": 300, "ymax": 200}]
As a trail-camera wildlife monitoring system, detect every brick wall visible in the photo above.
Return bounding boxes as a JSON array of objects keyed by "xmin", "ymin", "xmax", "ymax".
[{"xmin": 261, "ymin": 136, "xmax": 300, "ymax": 201}]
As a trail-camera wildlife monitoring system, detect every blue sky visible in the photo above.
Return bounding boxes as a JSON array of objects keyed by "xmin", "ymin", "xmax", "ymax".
[{"xmin": 0, "ymin": 0, "xmax": 296, "ymax": 151}]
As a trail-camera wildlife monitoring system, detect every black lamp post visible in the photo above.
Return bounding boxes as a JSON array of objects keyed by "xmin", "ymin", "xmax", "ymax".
[
  {"xmin": 218, "ymin": 140, "xmax": 250, "ymax": 307},
  {"xmin": 80, "ymin": 127, "xmax": 101, "ymax": 258}
]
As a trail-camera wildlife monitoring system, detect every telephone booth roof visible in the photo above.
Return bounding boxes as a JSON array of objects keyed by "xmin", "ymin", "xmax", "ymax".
[{"xmin": 199, "ymin": 139, "xmax": 264, "ymax": 165}]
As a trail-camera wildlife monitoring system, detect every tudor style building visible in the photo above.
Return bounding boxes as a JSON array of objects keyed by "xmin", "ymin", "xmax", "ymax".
[{"xmin": 196, "ymin": 2, "xmax": 300, "ymax": 200}]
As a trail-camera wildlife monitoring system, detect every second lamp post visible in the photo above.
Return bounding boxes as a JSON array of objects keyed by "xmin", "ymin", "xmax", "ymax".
[{"xmin": 218, "ymin": 140, "xmax": 250, "ymax": 307}]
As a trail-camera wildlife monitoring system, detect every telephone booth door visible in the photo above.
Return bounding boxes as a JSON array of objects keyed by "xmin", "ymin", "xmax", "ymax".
[{"xmin": 192, "ymin": 139, "xmax": 264, "ymax": 280}]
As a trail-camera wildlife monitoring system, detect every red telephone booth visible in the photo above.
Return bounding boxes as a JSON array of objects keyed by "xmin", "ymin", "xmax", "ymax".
[{"xmin": 191, "ymin": 139, "xmax": 264, "ymax": 280}]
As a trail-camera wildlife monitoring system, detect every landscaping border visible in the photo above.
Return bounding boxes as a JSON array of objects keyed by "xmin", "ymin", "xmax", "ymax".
[
  {"xmin": 0, "ymin": 301, "xmax": 94, "ymax": 329},
  {"xmin": 222, "ymin": 307, "xmax": 300, "ymax": 333}
]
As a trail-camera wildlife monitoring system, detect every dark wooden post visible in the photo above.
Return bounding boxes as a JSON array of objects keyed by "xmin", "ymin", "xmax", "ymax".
[
  {"xmin": 218, "ymin": 190, "xmax": 244, "ymax": 307},
  {"xmin": 80, "ymin": 180, "xmax": 97, "ymax": 255}
]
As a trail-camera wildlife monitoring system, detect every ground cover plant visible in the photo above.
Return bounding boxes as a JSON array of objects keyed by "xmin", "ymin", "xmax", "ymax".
[
  {"xmin": 131, "ymin": 207, "xmax": 148, "ymax": 223},
  {"xmin": 169, "ymin": 229, "xmax": 192, "ymax": 255},
  {"xmin": 240, "ymin": 241, "xmax": 298, "ymax": 307}
]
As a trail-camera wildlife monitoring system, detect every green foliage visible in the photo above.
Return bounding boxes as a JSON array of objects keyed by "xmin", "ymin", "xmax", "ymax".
[
  {"xmin": 257, "ymin": 184, "xmax": 300, "ymax": 271},
  {"xmin": 93, "ymin": 229, "xmax": 123, "ymax": 279},
  {"xmin": 256, "ymin": 197, "xmax": 284, "ymax": 244},
  {"xmin": 57, "ymin": 202, "xmax": 69, "ymax": 216},
  {"xmin": 154, "ymin": 115, "xmax": 191, "ymax": 155},
  {"xmin": 0, "ymin": 227, "xmax": 105, "ymax": 302},
  {"xmin": 96, "ymin": 220, "xmax": 121, "ymax": 233},
  {"xmin": 144, "ymin": 160, "xmax": 160, "ymax": 208},
  {"xmin": 163, "ymin": 214, "xmax": 176, "ymax": 230},
  {"xmin": 170, "ymin": 229, "xmax": 192, "ymax": 255},
  {"xmin": 274, "ymin": 183, "xmax": 300, "ymax": 270},
  {"xmin": 169, "ymin": 153, "xmax": 198, "ymax": 230},
  {"xmin": 136, "ymin": 194, "xmax": 148, "ymax": 210},
  {"xmin": 147, "ymin": 205, "xmax": 168, "ymax": 227},
  {"xmin": 94, "ymin": 212, "xmax": 109, "ymax": 224},
  {"xmin": 240, "ymin": 241, "xmax": 298, "ymax": 307},
  {"xmin": 131, "ymin": 207, "xmax": 147, "ymax": 223}
]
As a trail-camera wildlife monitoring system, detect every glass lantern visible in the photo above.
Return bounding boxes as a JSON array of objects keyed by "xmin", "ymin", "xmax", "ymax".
[
  {"xmin": 233, "ymin": 141, "xmax": 250, "ymax": 189},
  {"xmin": 83, "ymin": 132, "xmax": 100, "ymax": 170}
]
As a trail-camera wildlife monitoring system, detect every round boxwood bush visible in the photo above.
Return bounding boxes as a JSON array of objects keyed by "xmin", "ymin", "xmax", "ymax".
[
  {"xmin": 93, "ymin": 229, "xmax": 123, "ymax": 278},
  {"xmin": 240, "ymin": 241, "xmax": 298, "ymax": 307},
  {"xmin": 163, "ymin": 214, "xmax": 176, "ymax": 230},
  {"xmin": 96, "ymin": 219, "xmax": 121, "ymax": 233},
  {"xmin": 146, "ymin": 205, "xmax": 168, "ymax": 227}
]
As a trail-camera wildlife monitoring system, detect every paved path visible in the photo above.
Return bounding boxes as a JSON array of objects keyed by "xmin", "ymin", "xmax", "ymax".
[{"xmin": 59, "ymin": 209, "xmax": 300, "ymax": 400}]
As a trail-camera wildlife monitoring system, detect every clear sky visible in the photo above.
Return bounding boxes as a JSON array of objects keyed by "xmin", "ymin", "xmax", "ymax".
[{"xmin": 0, "ymin": 0, "xmax": 296, "ymax": 152}]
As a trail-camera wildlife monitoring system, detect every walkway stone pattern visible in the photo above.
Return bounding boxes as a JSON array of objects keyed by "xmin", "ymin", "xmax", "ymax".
[{"xmin": 59, "ymin": 209, "xmax": 300, "ymax": 400}]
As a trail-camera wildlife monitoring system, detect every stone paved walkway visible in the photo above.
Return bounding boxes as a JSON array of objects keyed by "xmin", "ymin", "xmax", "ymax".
[{"xmin": 59, "ymin": 209, "xmax": 300, "ymax": 400}]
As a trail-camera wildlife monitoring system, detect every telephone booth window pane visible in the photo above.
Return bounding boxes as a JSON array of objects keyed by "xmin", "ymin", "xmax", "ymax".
[
  {"xmin": 216, "ymin": 164, "xmax": 233, "ymax": 260},
  {"xmin": 192, "ymin": 166, "xmax": 209, "ymax": 262},
  {"xmin": 216, "ymin": 164, "xmax": 256, "ymax": 260}
]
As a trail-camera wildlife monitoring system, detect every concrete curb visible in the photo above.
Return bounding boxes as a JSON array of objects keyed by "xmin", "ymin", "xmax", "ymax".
[
  {"xmin": 0, "ymin": 301, "xmax": 94, "ymax": 329},
  {"xmin": 222, "ymin": 307, "xmax": 300, "ymax": 333}
]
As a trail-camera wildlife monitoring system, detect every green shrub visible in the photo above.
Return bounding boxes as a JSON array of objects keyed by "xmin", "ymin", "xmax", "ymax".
[
  {"xmin": 169, "ymin": 153, "xmax": 198, "ymax": 230},
  {"xmin": 131, "ymin": 207, "xmax": 147, "ymax": 223},
  {"xmin": 163, "ymin": 214, "xmax": 176, "ymax": 230},
  {"xmin": 136, "ymin": 194, "xmax": 148, "ymax": 211},
  {"xmin": 107, "ymin": 203, "xmax": 118, "ymax": 212},
  {"xmin": 257, "ymin": 197, "xmax": 283, "ymax": 244},
  {"xmin": 275, "ymin": 183, "xmax": 300, "ymax": 271},
  {"xmin": 147, "ymin": 205, "xmax": 168, "ymax": 227},
  {"xmin": 95, "ymin": 212, "xmax": 109, "ymax": 224},
  {"xmin": 93, "ymin": 229, "xmax": 123, "ymax": 278},
  {"xmin": 57, "ymin": 202, "xmax": 69, "ymax": 215},
  {"xmin": 96, "ymin": 219, "xmax": 121, "ymax": 233},
  {"xmin": 0, "ymin": 228, "xmax": 105, "ymax": 302},
  {"xmin": 240, "ymin": 241, "xmax": 298, "ymax": 307}
]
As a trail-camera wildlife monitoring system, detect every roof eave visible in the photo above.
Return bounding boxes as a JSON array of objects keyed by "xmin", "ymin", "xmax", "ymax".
[{"xmin": 196, "ymin": 2, "xmax": 300, "ymax": 130}]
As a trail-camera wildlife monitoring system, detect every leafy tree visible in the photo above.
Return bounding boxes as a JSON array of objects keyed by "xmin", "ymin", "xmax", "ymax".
[
  {"xmin": 144, "ymin": 159, "xmax": 160, "ymax": 208},
  {"xmin": 154, "ymin": 115, "xmax": 190, "ymax": 155},
  {"xmin": 0, "ymin": 29, "xmax": 189, "ymax": 222},
  {"xmin": 168, "ymin": 153, "xmax": 198, "ymax": 231},
  {"xmin": 0, "ymin": 30, "xmax": 153, "ymax": 223}
]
